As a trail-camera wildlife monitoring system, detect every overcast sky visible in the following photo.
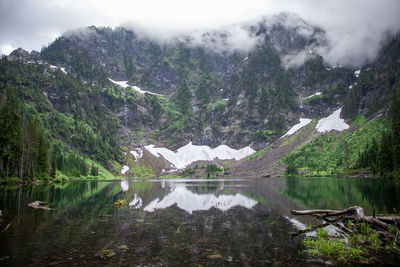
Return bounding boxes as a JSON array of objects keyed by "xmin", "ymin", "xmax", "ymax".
[{"xmin": 1, "ymin": 0, "xmax": 400, "ymax": 66}]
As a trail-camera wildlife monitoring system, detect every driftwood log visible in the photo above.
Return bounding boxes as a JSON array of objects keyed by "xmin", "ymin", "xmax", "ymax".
[
  {"xmin": 28, "ymin": 201, "xmax": 53, "ymax": 210},
  {"xmin": 290, "ymin": 206, "xmax": 399, "ymax": 237}
]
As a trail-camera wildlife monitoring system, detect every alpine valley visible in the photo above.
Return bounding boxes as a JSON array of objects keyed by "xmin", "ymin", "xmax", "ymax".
[{"xmin": 1, "ymin": 12, "xmax": 400, "ymax": 180}]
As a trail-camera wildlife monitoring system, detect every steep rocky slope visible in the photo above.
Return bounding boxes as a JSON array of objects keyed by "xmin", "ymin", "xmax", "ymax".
[{"xmin": 38, "ymin": 13, "xmax": 355, "ymax": 151}]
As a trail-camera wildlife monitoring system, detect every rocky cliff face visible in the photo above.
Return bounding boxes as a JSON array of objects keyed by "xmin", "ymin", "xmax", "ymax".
[{"xmin": 26, "ymin": 13, "xmax": 386, "ymax": 152}]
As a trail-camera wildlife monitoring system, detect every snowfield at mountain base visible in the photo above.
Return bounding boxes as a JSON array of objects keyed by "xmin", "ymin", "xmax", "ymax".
[
  {"xmin": 144, "ymin": 142, "xmax": 255, "ymax": 169},
  {"xmin": 315, "ymin": 108, "xmax": 349, "ymax": 133}
]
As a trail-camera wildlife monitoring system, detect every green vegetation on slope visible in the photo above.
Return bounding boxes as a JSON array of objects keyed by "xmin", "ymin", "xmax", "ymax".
[
  {"xmin": 0, "ymin": 57, "xmax": 122, "ymax": 181},
  {"xmin": 283, "ymin": 116, "xmax": 390, "ymax": 176}
]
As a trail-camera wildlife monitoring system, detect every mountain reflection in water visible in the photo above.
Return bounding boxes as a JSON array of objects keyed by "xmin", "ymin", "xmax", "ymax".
[
  {"xmin": 129, "ymin": 193, "xmax": 143, "ymax": 209},
  {"xmin": 143, "ymin": 186, "xmax": 258, "ymax": 213}
]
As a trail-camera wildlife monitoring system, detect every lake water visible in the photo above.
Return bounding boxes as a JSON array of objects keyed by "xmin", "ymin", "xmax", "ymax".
[{"xmin": 0, "ymin": 177, "xmax": 399, "ymax": 266}]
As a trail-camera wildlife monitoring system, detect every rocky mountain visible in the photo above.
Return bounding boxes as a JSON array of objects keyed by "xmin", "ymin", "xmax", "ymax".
[
  {"xmin": 1, "ymin": 13, "xmax": 399, "ymax": 179},
  {"xmin": 39, "ymin": 13, "xmax": 356, "ymax": 149}
]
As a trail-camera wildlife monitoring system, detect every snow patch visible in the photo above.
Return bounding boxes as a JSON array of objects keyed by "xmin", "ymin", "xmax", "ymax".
[
  {"xmin": 49, "ymin": 65, "xmax": 67, "ymax": 74},
  {"xmin": 130, "ymin": 148, "xmax": 143, "ymax": 161},
  {"xmin": 108, "ymin": 78, "xmax": 130, "ymax": 88},
  {"xmin": 144, "ymin": 142, "xmax": 255, "ymax": 169},
  {"xmin": 121, "ymin": 165, "xmax": 130, "ymax": 175},
  {"xmin": 354, "ymin": 69, "xmax": 361, "ymax": 77},
  {"xmin": 108, "ymin": 78, "xmax": 163, "ymax": 96},
  {"xmin": 144, "ymin": 186, "xmax": 257, "ymax": 214},
  {"xmin": 304, "ymin": 92, "xmax": 322, "ymax": 99},
  {"xmin": 281, "ymin": 118, "xmax": 312, "ymax": 138},
  {"xmin": 132, "ymin": 85, "xmax": 163, "ymax": 96},
  {"xmin": 315, "ymin": 108, "xmax": 349, "ymax": 133}
]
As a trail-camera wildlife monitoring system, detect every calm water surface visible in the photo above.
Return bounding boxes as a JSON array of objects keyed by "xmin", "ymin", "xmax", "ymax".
[{"xmin": 0, "ymin": 177, "xmax": 399, "ymax": 266}]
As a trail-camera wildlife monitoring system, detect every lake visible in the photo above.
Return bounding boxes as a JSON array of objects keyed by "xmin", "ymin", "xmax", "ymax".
[{"xmin": 0, "ymin": 177, "xmax": 399, "ymax": 266}]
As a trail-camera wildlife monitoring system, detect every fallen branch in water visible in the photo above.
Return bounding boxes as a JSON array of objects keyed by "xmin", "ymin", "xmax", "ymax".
[
  {"xmin": 291, "ymin": 206, "xmax": 397, "ymax": 231},
  {"xmin": 28, "ymin": 201, "xmax": 53, "ymax": 210},
  {"xmin": 1, "ymin": 218, "xmax": 15, "ymax": 233},
  {"xmin": 290, "ymin": 206, "xmax": 400, "ymax": 265}
]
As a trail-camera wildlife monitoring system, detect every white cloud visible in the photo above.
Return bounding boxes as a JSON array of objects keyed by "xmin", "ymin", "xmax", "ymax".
[
  {"xmin": 0, "ymin": 0, "xmax": 399, "ymax": 66},
  {"xmin": 0, "ymin": 43, "xmax": 14, "ymax": 55}
]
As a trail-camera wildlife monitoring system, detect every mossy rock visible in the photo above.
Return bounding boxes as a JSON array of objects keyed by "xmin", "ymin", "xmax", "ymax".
[{"xmin": 114, "ymin": 199, "xmax": 126, "ymax": 207}]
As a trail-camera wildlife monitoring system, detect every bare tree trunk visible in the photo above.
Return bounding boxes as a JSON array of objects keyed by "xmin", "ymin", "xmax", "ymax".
[
  {"xmin": 19, "ymin": 135, "xmax": 25, "ymax": 180},
  {"xmin": 5, "ymin": 158, "xmax": 9, "ymax": 178}
]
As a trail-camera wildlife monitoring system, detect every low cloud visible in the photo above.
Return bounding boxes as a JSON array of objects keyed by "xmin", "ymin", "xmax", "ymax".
[
  {"xmin": 0, "ymin": 0, "xmax": 399, "ymax": 67},
  {"xmin": 294, "ymin": 0, "xmax": 400, "ymax": 67},
  {"xmin": 315, "ymin": 26, "xmax": 396, "ymax": 67},
  {"xmin": 171, "ymin": 25, "xmax": 262, "ymax": 53}
]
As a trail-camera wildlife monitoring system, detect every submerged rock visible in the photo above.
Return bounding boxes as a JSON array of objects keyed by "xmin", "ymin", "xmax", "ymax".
[
  {"xmin": 117, "ymin": 245, "xmax": 129, "ymax": 251},
  {"xmin": 207, "ymin": 254, "xmax": 223, "ymax": 259},
  {"xmin": 100, "ymin": 249, "xmax": 116, "ymax": 259}
]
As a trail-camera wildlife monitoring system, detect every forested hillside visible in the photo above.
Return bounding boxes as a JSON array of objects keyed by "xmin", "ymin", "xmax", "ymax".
[
  {"xmin": 0, "ymin": 58, "xmax": 120, "ymax": 180},
  {"xmin": 1, "ymin": 14, "xmax": 399, "ymax": 180}
]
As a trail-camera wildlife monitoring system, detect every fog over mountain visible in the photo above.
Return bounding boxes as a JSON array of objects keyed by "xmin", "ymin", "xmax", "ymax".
[{"xmin": 1, "ymin": 0, "xmax": 400, "ymax": 67}]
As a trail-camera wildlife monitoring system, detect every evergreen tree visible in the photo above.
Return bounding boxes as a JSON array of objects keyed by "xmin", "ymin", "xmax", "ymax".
[
  {"xmin": 90, "ymin": 163, "xmax": 99, "ymax": 176},
  {"xmin": 50, "ymin": 147, "xmax": 56, "ymax": 179},
  {"xmin": 369, "ymin": 138, "xmax": 379, "ymax": 173},
  {"xmin": 391, "ymin": 92, "xmax": 400, "ymax": 171},
  {"xmin": 355, "ymin": 138, "xmax": 379, "ymax": 173},
  {"xmin": 285, "ymin": 156, "xmax": 298, "ymax": 175},
  {"xmin": 174, "ymin": 78, "xmax": 192, "ymax": 115},
  {"xmin": 343, "ymin": 139, "xmax": 349, "ymax": 170},
  {"xmin": 197, "ymin": 75, "xmax": 211, "ymax": 106},
  {"xmin": 36, "ymin": 129, "xmax": 50, "ymax": 179},
  {"xmin": 0, "ymin": 89, "xmax": 22, "ymax": 178},
  {"xmin": 258, "ymin": 88, "xmax": 269, "ymax": 116},
  {"xmin": 377, "ymin": 131, "xmax": 394, "ymax": 176}
]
